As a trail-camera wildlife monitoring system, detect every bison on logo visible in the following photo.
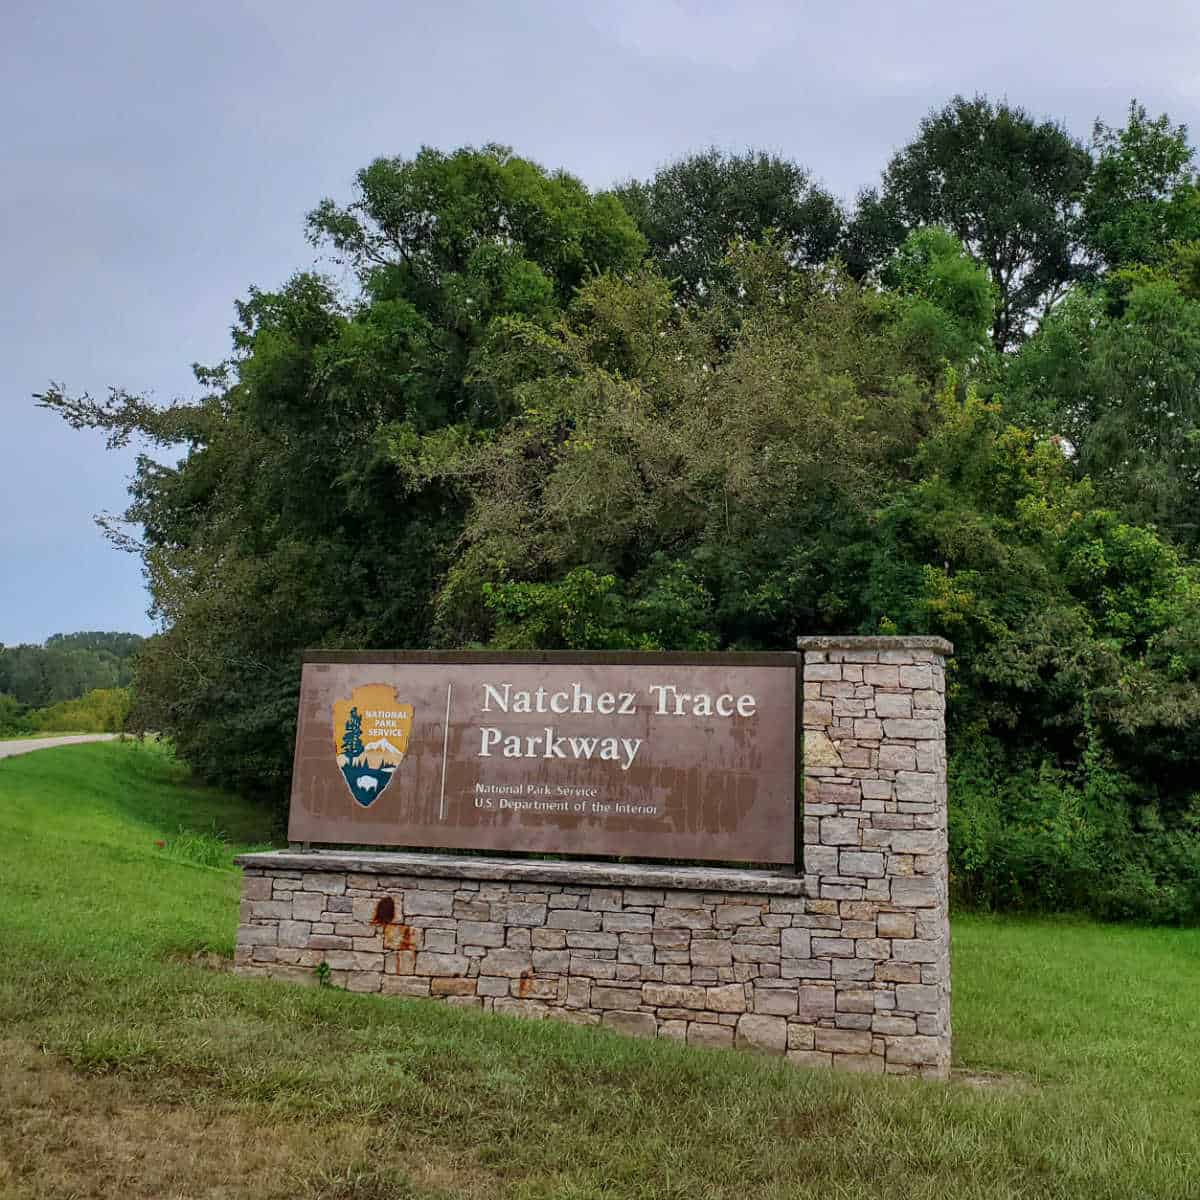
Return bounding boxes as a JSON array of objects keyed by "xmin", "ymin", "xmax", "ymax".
[{"xmin": 332, "ymin": 684, "xmax": 414, "ymax": 807}]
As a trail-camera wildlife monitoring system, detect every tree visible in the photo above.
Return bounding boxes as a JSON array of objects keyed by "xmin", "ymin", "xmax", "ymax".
[
  {"xmin": 1082, "ymin": 101, "xmax": 1200, "ymax": 272},
  {"xmin": 881, "ymin": 227, "xmax": 997, "ymax": 378},
  {"xmin": 341, "ymin": 707, "xmax": 364, "ymax": 761},
  {"xmin": 1007, "ymin": 276, "xmax": 1200, "ymax": 549},
  {"xmin": 614, "ymin": 149, "xmax": 843, "ymax": 303},
  {"xmin": 38, "ymin": 146, "xmax": 646, "ymax": 800},
  {"xmin": 845, "ymin": 95, "xmax": 1092, "ymax": 350}
]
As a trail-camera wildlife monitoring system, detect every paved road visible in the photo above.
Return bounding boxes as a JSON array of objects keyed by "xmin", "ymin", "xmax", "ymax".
[{"xmin": 0, "ymin": 733, "xmax": 120, "ymax": 759}]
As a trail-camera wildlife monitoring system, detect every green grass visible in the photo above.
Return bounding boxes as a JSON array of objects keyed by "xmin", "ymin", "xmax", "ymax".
[{"xmin": 1, "ymin": 740, "xmax": 1199, "ymax": 1199}]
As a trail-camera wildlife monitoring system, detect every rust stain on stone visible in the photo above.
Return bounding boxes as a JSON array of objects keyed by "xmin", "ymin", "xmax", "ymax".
[
  {"xmin": 371, "ymin": 896, "xmax": 396, "ymax": 925},
  {"xmin": 383, "ymin": 923, "xmax": 418, "ymax": 951},
  {"xmin": 517, "ymin": 969, "xmax": 534, "ymax": 998}
]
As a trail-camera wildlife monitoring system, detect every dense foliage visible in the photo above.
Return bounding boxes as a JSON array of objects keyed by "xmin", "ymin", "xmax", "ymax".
[{"xmin": 40, "ymin": 104, "xmax": 1200, "ymax": 920}]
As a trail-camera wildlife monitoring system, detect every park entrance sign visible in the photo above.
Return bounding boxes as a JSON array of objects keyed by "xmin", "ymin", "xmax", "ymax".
[
  {"xmin": 289, "ymin": 652, "xmax": 798, "ymax": 864},
  {"xmin": 240, "ymin": 638, "xmax": 954, "ymax": 1078}
]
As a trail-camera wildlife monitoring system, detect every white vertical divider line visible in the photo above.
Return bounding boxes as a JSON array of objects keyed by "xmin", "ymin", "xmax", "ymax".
[{"xmin": 439, "ymin": 682, "xmax": 453, "ymax": 820}]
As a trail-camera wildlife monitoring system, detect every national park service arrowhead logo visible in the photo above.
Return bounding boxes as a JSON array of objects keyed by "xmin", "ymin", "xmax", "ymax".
[{"xmin": 333, "ymin": 684, "xmax": 414, "ymax": 808}]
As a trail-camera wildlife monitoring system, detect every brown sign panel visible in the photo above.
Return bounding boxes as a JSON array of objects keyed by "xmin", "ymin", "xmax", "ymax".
[{"xmin": 288, "ymin": 652, "xmax": 798, "ymax": 865}]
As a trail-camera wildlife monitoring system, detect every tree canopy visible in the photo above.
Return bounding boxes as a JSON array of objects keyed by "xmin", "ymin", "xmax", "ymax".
[{"xmin": 39, "ymin": 101, "xmax": 1200, "ymax": 920}]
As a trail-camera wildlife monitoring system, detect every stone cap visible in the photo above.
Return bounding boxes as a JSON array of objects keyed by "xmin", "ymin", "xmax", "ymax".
[
  {"xmin": 234, "ymin": 850, "xmax": 808, "ymax": 896},
  {"xmin": 796, "ymin": 635, "xmax": 953, "ymax": 656}
]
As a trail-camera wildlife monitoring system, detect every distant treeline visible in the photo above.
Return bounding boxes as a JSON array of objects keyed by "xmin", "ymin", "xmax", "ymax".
[
  {"xmin": 0, "ymin": 632, "xmax": 142, "ymax": 706},
  {"xmin": 0, "ymin": 633, "xmax": 142, "ymax": 734}
]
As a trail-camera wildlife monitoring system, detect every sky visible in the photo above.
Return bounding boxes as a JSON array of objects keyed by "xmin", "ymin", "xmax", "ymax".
[{"xmin": 3, "ymin": 0, "xmax": 1199, "ymax": 645}]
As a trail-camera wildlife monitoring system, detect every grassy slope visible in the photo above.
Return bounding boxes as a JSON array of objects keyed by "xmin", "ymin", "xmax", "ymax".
[{"xmin": 1, "ymin": 740, "xmax": 1198, "ymax": 1200}]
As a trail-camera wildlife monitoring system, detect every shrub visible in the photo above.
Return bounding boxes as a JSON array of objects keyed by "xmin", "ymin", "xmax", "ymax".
[{"xmin": 30, "ymin": 687, "xmax": 132, "ymax": 733}]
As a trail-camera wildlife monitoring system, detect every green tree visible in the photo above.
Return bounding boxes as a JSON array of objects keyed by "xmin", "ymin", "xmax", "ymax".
[
  {"xmin": 1082, "ymin": 101, "xmax": 1200, "ymax": 272},
  {"xmin": 845, "ymin": 95, "xmax": 1092, "ymax": 350},
  {"xmin": 340, "ymin": 707, "xmax": 364, "ymax": 761},
  {"xmin": 615, "ymin": 149, "xmax": 843, "ymax": 303},
  {"xmin": 38, "ymin": 146, "xmax": 645, "ymax": 800},
  {"xmin": 1007, "ymin": 276, "xmax": 1200, "ymax": 549}
]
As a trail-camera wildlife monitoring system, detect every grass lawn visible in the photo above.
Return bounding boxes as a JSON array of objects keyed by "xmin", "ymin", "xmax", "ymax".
[{"xmin": 1, "ymin": 740, "xmax": 1198, "ymax": 1199}]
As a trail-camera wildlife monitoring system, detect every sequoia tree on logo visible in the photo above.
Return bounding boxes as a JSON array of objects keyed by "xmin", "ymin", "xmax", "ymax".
[{"xmin": 332, "ymin": 684, "xmax": 414, "ymax": 807}]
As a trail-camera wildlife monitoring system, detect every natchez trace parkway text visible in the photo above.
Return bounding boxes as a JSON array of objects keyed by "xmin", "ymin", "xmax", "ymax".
[{"xmin": 472, "ymin": 680, "xmax": 761, "ymax": 771}]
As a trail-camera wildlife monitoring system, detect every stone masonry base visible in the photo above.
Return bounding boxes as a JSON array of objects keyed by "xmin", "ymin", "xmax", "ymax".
[{"xmin": 233, "ymin": 852, "xmax": 949, "ymax": 1077}]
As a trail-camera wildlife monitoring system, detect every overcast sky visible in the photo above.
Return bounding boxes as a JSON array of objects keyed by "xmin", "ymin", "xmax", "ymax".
[{"xmin": 3, "ymin": 0, "xmax": 1198, "ymax": 645}]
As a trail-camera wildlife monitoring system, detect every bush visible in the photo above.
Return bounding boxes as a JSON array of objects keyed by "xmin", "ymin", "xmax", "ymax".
[
  {"xmin": 949, "ymin": 748, "xmax": 1200, "ymax": 923},
  {"xmin": 0, "ymin": 693, "xmax": 32, "ymax": 736},
  {"xmin": 30, "ymin": 687, "xmax": 131, "ymax": 734}
]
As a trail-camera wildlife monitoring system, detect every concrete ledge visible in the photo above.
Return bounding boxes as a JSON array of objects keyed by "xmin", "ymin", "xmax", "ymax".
[
  {"xmin": 234, "ymin": 850, "xmax": 808, "ymax": 896},
  {"xmin": 796, "ymin": 635, "xmax": 953, "ymax": 655}
]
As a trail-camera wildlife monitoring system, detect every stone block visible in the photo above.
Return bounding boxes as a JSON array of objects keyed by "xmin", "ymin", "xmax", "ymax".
[
  {"xmin": 795, "ymin": 985, "xmax": 835, "ymax": 1020},
  {"xmin": 532, "ymin": 950, "xmax": 570, "ymax": 974},
  {"xmin": 732, "ymin": 942, "xmax": 780, "ymax": 963},
  {"xmin": 603, "ymin": 911, "xmax": 652, "ymax": 933},
  {"xmin": 381, "ymin": 976, "xmax": 430, "ymax": 997},
  {"xmin": 566, "ymin": 931, "xmax": 619, "ymax": 949},
  {"xmin": 655, "ymin": 908, "xmax": 713, "ymax": 930},
  {"xmin": 820, "ymin": 817, "xmax": 860, "ymax": 845},
  {"xmin": 811, "ymin": 937, "xmax": 854, "ymax": 958},
  {"xmin": 405, "ymin": 891, "xmax": 453, "ymax": 916},
  {"xmin": 862, "ymin": 665, "xmax": 900, "ymax": 687},
  {"xmin": 242, "ymin": 876, "xmax": 271, "ymax": 901},
  {"xmin": 688, "ymin": 1023, "xmax": 734, "ymax": 1049},
  {"xmin": 290, "ymin": 894, "xmax": 324, "ymax": 921},
  {"xmin": 382, "ymin": 923, "xmax": 421, "ymax": 951},
  {"xmin": 548, "ymin": 910, "xmax": 603, "ymax": 931},
  {"xmin": 714, "ymin": 904, "xmax": 763, "ymax": 926},
  {"xmin": 753, "ymin": 987, "xmax": 797, "ymax": 1016},
  {"xmin": 898, "ymin": 665, "xmax": 933, "ymax": 689},
  {"xmin": 882, "ymin": 719, "xmax": 939, "ymax": 740},
  {"xmin": 735, "ymin": 1014, "xmax": 787, "ymax": 1055},
  {"xmin": 476, "ymin": 949, "xmax": 532, "ymax": 977},
  {"xmin": 839, "ymin": 851, "xmax": 885, "ymax": 878},
  {"xmin": 706, "ymin": 984, "xmax": 748, "ymax": 1013},
  {"xmin": 803, "ymin": 845, "xmax": 838, "ymax": 875},
  {"xmin": 889, "ymin": 830, "xmax": 942, "ymax": 856},
  {"xmin": 277, "ymin": 921, "xmax": 310, "ymax": 948},
  {"xmin": 414, "ymin": 952, "xmax": 468, "ymax": 977},
  {"xmin": 873, "ymin": 692, "xmax": 912, "ymax": 719},
  {"xmin": 885, "ymin": 1035, "xmax": 944, "ymax": 1066},
  {"xmin": 814, "ymin": 1028, "xmax": 872, "ymax": 1054},
  {"xmin": 590, "ymin": 986, "xmax": 644, "ymax": 1010},
  {"xmin": 853, "ymin": 719, "xmax": 884, "ymax": 741},
  {"xmin": 872, "ymin": 1015, "xmax": 917, "ymax": 1036},
  {"xmin": 501, "ymin": 902, "xmax": 548, "ymax": 927},
  {"xmin": 458, "ymin": 921, "xmax": 505, "ymax": 947},
  {"xmin": 570, "ymin": 958, "xmax": 617, "ymax": 980},
  {"xmin": 890, "ymin": 877, "xmax": 941, "ymax": 908},
  {"xmin": 894, "ymin": 984, "xmax": 942, "ymax": 1013},
  {"xmin": 835, "ymin": 988, "xmax": 875, "ymax": 1013},
  {"xmin": 431, "ymin": 977, "xmax": 476, "ymax": 997},
  {"xmin": 877, "ymin": 745, "xmax": 918, "ymax": 770},
  {"xmin": 780, "ymin": 928, "xmax": 811, "ymax": 959},
  {"xmin": 690, "ymin": 939, "xmax": 733, "ymax": 966},
  {"xmin": 300, "ymin": 872, "xmax": 345, "ymax": 895},
  {"xmin": 643, "ymin": 983, "xmax": 708, "ymax": 1009}
]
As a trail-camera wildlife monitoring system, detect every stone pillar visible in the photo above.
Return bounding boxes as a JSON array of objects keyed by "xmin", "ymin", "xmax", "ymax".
[{"xmin": 796, "ymin": 636, "xmax": 953, "ymax": 1077}]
